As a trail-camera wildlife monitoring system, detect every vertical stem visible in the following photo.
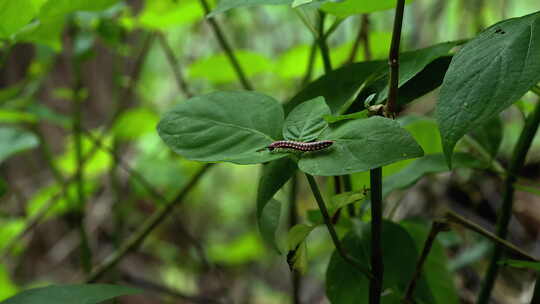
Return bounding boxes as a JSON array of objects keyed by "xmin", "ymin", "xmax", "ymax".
[
  {"xmin": 72, "ymin": 57, "xmax": 92, "ymax": 274},
  {"xmin": 385, "ymin": 0, "xmax": 406, "ymax": 115},
  {"xmin": 347, "ymin": 14, "xmax": 371, "ymax": 64},
  {"xmin": 301, "ymin": 41, "xmax": 317, "ymax": 86},
  {"xmin": 402, "ymin": 221, "xmax": 446, "ymax": 303},
  {"xmin": 304, "ymin": 173, "xmax": 373, "ymax": 280},
  {"xmin": 343, "ymin": 175, "xmax": 356, "ymax": 216},
  {"xmin": 477, "ymin": 97, "xmax": 540, "ymax": 304},
  {"xmin": 157, "ymin": 33, "xmax": 193, "ymax": 98},
  {"xmin": 317, "ymin": 11, "xmax": 332, "ymax": 73},
  {"xmin": 369, "ymin": 167, "xmax": 383, "ymax": 304},
  {"xmin": 289, "ymin": 173, "xmax": 301, "ymax": 304},
  {"xmin": 199, "ymin": 0, "xmax": 254, "ymax": 90}
]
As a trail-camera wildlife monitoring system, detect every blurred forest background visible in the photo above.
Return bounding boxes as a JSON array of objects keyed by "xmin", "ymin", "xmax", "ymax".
[{"xmin": 1, "ymin": 0, "xmax": 540, "ymax": 303}]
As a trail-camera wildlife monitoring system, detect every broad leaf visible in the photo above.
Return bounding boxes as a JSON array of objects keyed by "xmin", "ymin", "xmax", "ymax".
[
  {"xmin": 437, "ymin": 11, "xmax": 540, "ymax": 166},
  {"xmin": 322, "ymin": 0, "xmax": 415, "ymax": 17},
  {"xmin": 326, "ymin": 220, "xmax": 434, "ymax": 303},
  {"xmin": 298, "ymin": 116, "xmax": 424, "ymax": 176},
  {"xmin": 0, "ymin": 284, "xmax": 139, "ymax": 304},
  {"xmin": 157, "ymin": 91, "xmax": 286, "ymax": 164},
  {"xmin": 0, "ymin": 0, "xmax": 42, "ymax": 39},
  {"xmin": 401, "ymin": 221, "xmax": 459, "ymax": 304},
  {"xmin": 209, "ymin": 0, "xmax": 292, "ymax": 16},
  {"xmin": 287, "ymin": 224, "xmax": 316, "ymax": 251},
  {"xmin": 283, "ymin": 96, "xmax": 330, "ymax": 142},
  {"xmin": 0, "ymin": 127, "xmax": 39, "ymax": 164},
  {"xmin": 469, "ymin": 116, "xmax": 503, "ymax": 158},
  {"xmin": 382, "ymin": 153, "xmax": 484, "ymax": 198},
  {"xmin": 256, "ymin": 158, "xmax": 297, "ymax": 251}
]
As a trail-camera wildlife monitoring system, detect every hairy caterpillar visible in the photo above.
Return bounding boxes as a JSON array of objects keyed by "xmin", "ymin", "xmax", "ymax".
[{"xmin": 258, "ymin": 140, "xmax": 334, "ymax": 152}]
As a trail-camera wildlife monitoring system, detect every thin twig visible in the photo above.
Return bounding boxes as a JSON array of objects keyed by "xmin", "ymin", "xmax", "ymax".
[
  {"xmin": 385, "ymin": 0, "xmax": 406, "ymax": 115},
  {"xmin": 402, "ymin": 221, "xmax": 448, "ymax": 303},
  {"xmin": 157, "ymin": 33, "xmax": 193, "ymax": 98},
  {"xmin": 199, "ymin": 0, "xmax": 253, "ymax": 90},
  {"xmin": 477, "ymin": 95, "xmax": 540, "ymax": 304},
  {"xmin": 86, "ymin": 164, "xmax": 213, "ymax": 283},
  {"xmin": 346, "ymin": 14, "xmax": 371, "ymax": 64},
  {"xmin": 444, "ymin": 210, "xmax": 537, "ymax": 262},
  {"xmin": 289, "ymin": 174, "xmax": 301, "ymax": 304},
  {"xmin": 300, "ymin": 41, "xmax": 317, "ymax": 87},
  {"xmin": 369, "ymin": 167, "xmax": 383, "ymax": 304},
  {"xmin": 304, "ymin": 174, "xmax": 373, "ymax": 280}
]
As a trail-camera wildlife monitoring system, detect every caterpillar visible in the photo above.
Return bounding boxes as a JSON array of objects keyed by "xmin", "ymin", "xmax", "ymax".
[{"xmin": 258, "ymin": 140, "xmax": 334, "ymax": 152}]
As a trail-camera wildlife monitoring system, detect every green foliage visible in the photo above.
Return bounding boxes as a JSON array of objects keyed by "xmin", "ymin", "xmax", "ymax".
[
  {"xmin": 0, "ymin": 218, "xmax": 25, "ymax": 252},
  {"xmin": 112, "ymin": 108, "xmax": 159, "ymax": 141},
  {"xmin": 298, "ymin": 116, "xmax": 424, "ymax": 176},
  {"xmin": 0, "ymin": 0, "xmax": 43, "ymax": 39},
  {"xmin": 283, "ymin": 96, "xmax": 330, "ymax": 142},
  {"xmin": 470, "ymin": 116, "xmax": 504, "ymax": 159},
  {"xmin": 55, "ymin": 132, "xmax": 112, "ymax": 177},
  {"xmin": 138, "ymin": 0, "xmax": 204, "ymax": 30},
  {"xmin": 157, "ymin": 91, "xmax": 286, "ymax": 164},
  {"xmin": 499, "ymin": 259, "xmax": 540, "ymax": 271},
  {"xmin": 0, "ymin": 264, "xmax": 18, "ymax": 301},
  {"xmin": 0, "ymin": 127, "xmax": 39, "ymax": 164},
  {"xmin": 256, "ymin": 158, "xmax": 297, "ymax": 251},
  {"xmin": 321, "ymin": 0, "xmax": 415, "ymax": 17},
  {"xmin": 326, "ymin": 220, "xmax": 433, "ymax": 303},
  {"xmin": 401, "ymin": 221, "xmax": 459, "ymax": 304},
  {"xmin": 0, "ymin": 284, "xmax": 139, "ymax": 304},
  {"xmin": 210, "ymin": 0, "xmax": 292, "ymax": 16},
  {"xmin": 437, "ymin": 11, "xmax": 540, "ymax": 166}
]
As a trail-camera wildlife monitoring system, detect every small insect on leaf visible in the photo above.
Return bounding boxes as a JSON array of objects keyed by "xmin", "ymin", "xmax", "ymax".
[{"xmin": 258, "ymin": 140, "xmax": 335, "ymax": 152}]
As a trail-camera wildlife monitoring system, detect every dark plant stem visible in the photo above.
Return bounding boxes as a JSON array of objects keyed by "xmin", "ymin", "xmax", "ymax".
[
  {"xmin": 343, "ymin": 175, "xmax": 356, "ymax": 216},
  {"xmin": 385, "ymin": 0, "xmax": 405, "ymax": 115},
  {"xmin": 157, "ymin": 33, "xmax": 193, "ymax": 98},
  {"xmin": 478, "ymin": 95, "xmax": 540, "ymax": 303},
  {"xmin": 289, "ymin": 173, "xmax": 301, "ymax": 304},
  {"xmin": 71, "ymin": 31, "xmax": 92, "ymax": 273},
  {"xmin": 304, "ymin": 173, "xmax": 373, "ymax": 280},
  {"xmin": 369, "ymin": 167, "xmax": 383, "ymax": 304},
  {"xmin": 531, "ymin": 273, "xmax": 540, "ymax": 304},
  {"xmin": 199, "ymin": 0, "xmax": 253, "ymax": 90},
  {"xmin": 86, "ymin": 164, "xmax": 213, "ymax": 283},
  {"xmin": 317, "ymin": 11, "xmax": 332, "ymax": 73},
  {"xmin": 403, "ymin": 221, "xmax": 448, "ymax": 303}
]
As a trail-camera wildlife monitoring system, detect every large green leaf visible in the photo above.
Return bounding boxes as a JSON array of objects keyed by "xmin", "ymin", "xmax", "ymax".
[
  {"xmin": 209, "ymin": 0, "xmax": 292, "ymax": 16},
  {"xmin": 401, "ymin": 221, "xmax": 459, "ymax": 304},
  {"xmin": 256, "ymin": 158, "xmax": 297, "ymax": 251},
  {"xmin": 382, "ymin": 153, "xmax": 484, "ymax": 198},
  {"xmin": 298, "ymin": 116, "xmax": 424, "ymax": 176},
  {"xmin": 437, "ymin": 11, "xmax": 540, "ymax": 166},
  {"xmin": 157, "ymin": 91, "xmax": 286, "ymax": 164},
  {"xmin": 285, "ymin": 61, "xmax": 385, "ymax": 115},
  {"xmin": 0, "ymin": 0, "xmax": 42, "ymax": 38},
  {"xmin": 0, "ymin": 127, "xmax": 39, "ymax": 164},
  {"xmin": 469, "ymin": 116, "xmax": 503, "ymax": 159},
  {"xmin": 0, "ymin": 284, "xmax": 139, "ymax": 304},
  {"xmin": 321, "ymin": 0, "xmax": 414, "ymax": 17},
  {"xmin": 326, "ymin": 220, "xmax": 433, "ymax": 303},
  {"xmin": 283, "ymin": 96, "xmax": 330, "ymax": 142}
]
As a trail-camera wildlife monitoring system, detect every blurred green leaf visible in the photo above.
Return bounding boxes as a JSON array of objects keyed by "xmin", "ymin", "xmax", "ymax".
[
  {"xmin": 0, "ymin": 127, "xmax": 39, "ymax": 164},
  {"xmin": 401, "ymin": 221, "xmax": 459, "ymax": 304},
  {"xmin": 399, "ymin": 116, "xmax": 443, "ymax": 155},
  {"xmin": 283, "ymin": 96, "xmax": 330, "ymax": 142},
  {"xmin": 0, "ymin": 0, "xmax": 43, "ymax": 39},
  {"xmin": 287, "ymin": 224, "xmax": 316, "ymax": 251},
  {"xmin": 437, "ymin": 11, "xmax": 540, "ymax": 166},
  {"xmin": 157, "ymin": 91, "xmax": 286, "ymax": 164},
  {"xmin": 55, "ymin": 132, "xmax": 112, "ymax": 177},
  {"xmin": 499, "ymin": 259, "xmax": 540, "ymax": 271},
  {"xmin": 322, "ymin": 0, "xmax": 415, "ymax": 17},
  {"xmin": 256, "ymin": 158, "xmax": 297, "ymax": 252},
  {"xmin": 382, "ymin": 153, "xmax": 485, "ymax": 198},
  {"xmin": 0, "ymin": 263, "xmax": 18, "ymax": 301},
  {"xmin": 138, "ymin": 0, "xmax": 203, "ymax": 30},
  {"xmin": 298, "ymin": 116, "xmax": 424, "ymax": 176},
  {"xmin": 0, "ymin": 284, "xmax": 139, "ymax": 304},
  {"xmin": 15, "ymin": 16, "xmax": 67, "ymax": 51},
  {"xmin": 0, "ymin": 110, "xmax": 38, "ymax": 124},
  {"xmin": 328, "ymin": 191, "xmax": 366, "ymax": 216},
  {"xmin": 0, "ymin": 218, "xmax": 25, "ymax": 252},
  {"xmin": 27, "ymin": 181, "xmax": 97, "ymax": 219},
  {"xmin": 112, "ymin": 108, "xmax": 159, "ymax": 140},
  {"xmin": 188, "ymin": 51, "xmax": 274, "ymax": 84},
  {"xmin": 208, "ymin": 233, "xmax": 265, "ymax": 265},
  {"xmin": 515, "ymin": 184, "xmax": 540, "ymax": 196},
  {"xmin": 210, "ymin": 0, "xmax": 292, "ymax": 16},
  {"xmin": 326, "ymin": 220, "xmax": 434, "ymax": 303},
  {"xmin": 469, "ymin": 116, "xmax": 503, "ymax": 158},
  {"xmin": 38, "ymin": 0, "xmax": 120, "ymax": 19}
]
